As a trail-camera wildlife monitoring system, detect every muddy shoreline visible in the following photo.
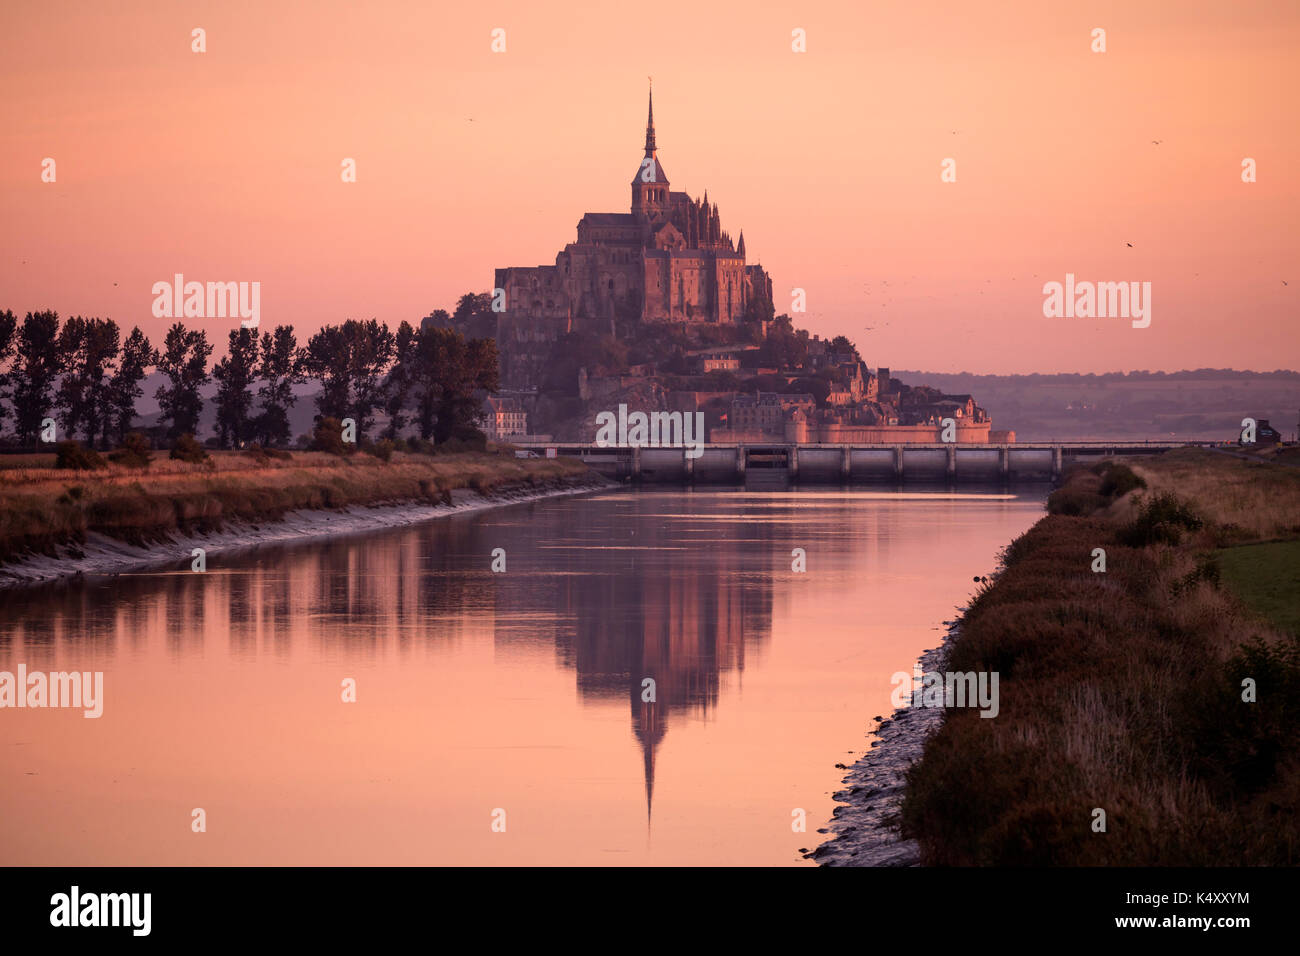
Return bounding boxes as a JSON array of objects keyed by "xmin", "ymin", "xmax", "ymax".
[
  {"xmin": 806, "ymin": 622, "xmax": 960, "ymax": 867},
  {"xmin": 0, "ymin": 474, "xmax": 609, "ymax": 589}
]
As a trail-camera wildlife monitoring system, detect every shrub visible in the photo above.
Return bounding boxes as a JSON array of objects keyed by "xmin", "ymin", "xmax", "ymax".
[
  {"xmin": 310, "ymin": 418, "xmax": 348, "ymax": 456},
  {"xmin": 390, "ymin": 438, "xmax": 409, "ymax": 453},
  {"xmin": 55, "ymin": 440, "xmax": 107, "ymax": 471},
  {"xmin": 1098, "ymin": 462, "xmax": 1147, "ymax": 498},
  {"xmin": 1118, "ymin": 492, "xmax": 1203, "ymax": 547},
  {"xmin": 169, "ymin": 433, "xmax": 210, "ymax": 464},
  {"xmin": 1189, "ymin": 637, "xmax": 1300, "ymax": 794},
  {"xmin": 109, "ymin": 431, "xmax": 153, "ymax": 469},
  {"xmin": 408, "ymin": 437, "xmax": 435, "ymax": 455},
  {"xmin": 1046, "ymin": 486, "xmax": 1108, "ymax": 516},
  {"xmin": 1172, "ymin": 554, "xmax": 1222, "ymax": 595},
  {"xmin": 242, "ymin": 442, "xmax": 290, "ymax": 464},
  {"xmin": 437, "ymin": 429, "xmax": 487, "ymax": 454},
  {"xmin": 367, "ymin": 439, "xmax": 395, "ymax": 462},
  {"xmin": 56, "ymin": 484, "xmax": 87, "ymax": 505}
]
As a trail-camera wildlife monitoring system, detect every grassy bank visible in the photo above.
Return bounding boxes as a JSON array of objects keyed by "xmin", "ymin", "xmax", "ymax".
[
  {"xmin": 0, "ymin": 449, "xmax": 593, "ymax": 566},
  {"xmin": 901, "ymin": 448, "xmax": 1300, "ymax": 865}
]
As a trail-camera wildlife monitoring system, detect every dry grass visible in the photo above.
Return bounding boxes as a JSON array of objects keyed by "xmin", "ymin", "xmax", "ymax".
[
  {"xmin": 0, "ymin": 450, "xmax": 592, "ymax": 565},
  {"xmin": 901, "ymin": 449, "xmax": 1300, "ymax": 865},
  {"xmin": 1123, "ymin": 448, "xmax": 1300, "ymax": 542}
]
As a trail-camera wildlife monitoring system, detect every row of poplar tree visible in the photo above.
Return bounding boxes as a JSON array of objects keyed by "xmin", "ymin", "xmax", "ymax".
[{"xmin": 0, "ymin": 308, "xmax": 499, "ymax": 450}]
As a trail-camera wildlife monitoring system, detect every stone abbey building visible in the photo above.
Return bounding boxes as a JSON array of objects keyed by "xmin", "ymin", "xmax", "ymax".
[{"xmin": 494, "ymin": 90, "xmax": 772, "ymax": 333}]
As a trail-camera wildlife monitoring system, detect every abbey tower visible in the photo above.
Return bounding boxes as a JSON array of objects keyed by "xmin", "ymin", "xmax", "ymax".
[{"xmin": 494, "ymin": 88, "xmax": 772, "ymax": 335}]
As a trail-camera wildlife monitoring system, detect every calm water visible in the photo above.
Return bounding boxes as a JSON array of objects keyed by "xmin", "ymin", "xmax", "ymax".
[{"xmin": 0, "ymin": 487, "xmax": 1044, "ymax": 865}]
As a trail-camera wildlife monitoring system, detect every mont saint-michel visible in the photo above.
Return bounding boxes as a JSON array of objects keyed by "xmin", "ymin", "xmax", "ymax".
[
  {"xmin": 2, "ymin": 0, "xmax": 1295, "ymax": 915},
  {"xmin": 428, "ymin": 90, "xmax": 998, "ymax": 445}
]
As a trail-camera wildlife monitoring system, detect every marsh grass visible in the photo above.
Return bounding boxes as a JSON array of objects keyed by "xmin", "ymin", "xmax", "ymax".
[
  {"xmin": 0, "ymin": 450, "xmax": 589, "ymax": 564},
  {"xmin": 902, "ymin": 449, "xmax": 1300, "ymax": 865}
]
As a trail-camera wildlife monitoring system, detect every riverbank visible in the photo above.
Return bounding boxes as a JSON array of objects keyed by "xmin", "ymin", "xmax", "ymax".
[
  {"xmin": 0, "ymin": 450, "xmax": 606, "ymax": 587},
  {"xmin": 879, "ymin": 448, "xmax": 1300, "ymax": 865}
]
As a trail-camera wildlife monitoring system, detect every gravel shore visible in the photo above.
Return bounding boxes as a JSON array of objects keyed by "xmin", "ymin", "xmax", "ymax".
[{"xmin": 806, "ymin": 623, "xmax": 960, "ymax": 867}]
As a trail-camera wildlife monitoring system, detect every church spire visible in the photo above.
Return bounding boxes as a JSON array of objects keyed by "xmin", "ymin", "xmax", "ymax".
[
  {"xmin": 645, "ymin": 81, "xmax": 656, "ymax": 154},
  {"xmin": 738, "ymin": 230, "xmax": 746, "ymax": 257},
  {"xmin": 631, "ymin": 83, "xmax": 668, "ymax": 193}
]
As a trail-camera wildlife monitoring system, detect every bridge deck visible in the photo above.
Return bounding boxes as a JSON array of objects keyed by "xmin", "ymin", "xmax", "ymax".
[{"xmin": 505, "ymin": 441, "xmax": 1225, "ymax": 484}]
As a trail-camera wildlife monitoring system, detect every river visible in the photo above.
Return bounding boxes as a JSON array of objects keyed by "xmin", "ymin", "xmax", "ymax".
[{"xmin": 0, "ymin": 486, "xmax": 1045, "ymax": 865}]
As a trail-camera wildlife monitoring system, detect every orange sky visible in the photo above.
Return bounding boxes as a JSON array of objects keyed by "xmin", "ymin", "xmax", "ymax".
[{"xmin": 1, "ymin": 0, "xmax": 1296, "ymax": 373}]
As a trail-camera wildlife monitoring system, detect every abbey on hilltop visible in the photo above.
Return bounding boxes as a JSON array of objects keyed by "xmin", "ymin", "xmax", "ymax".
[{"xmin": 494, "ymin": 88, "xmax": 773, "ymax": 331}]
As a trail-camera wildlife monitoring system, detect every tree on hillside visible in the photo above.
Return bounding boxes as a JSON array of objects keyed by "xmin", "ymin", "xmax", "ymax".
[
  {"xmin": 453, "ymin": 292, "xmax": 494, "ymax": 323},
  {"xmin": 791, "ymin": 376, "xmax": 831, "ymax": 407},
  {"xmin": 253, "ymin": 325, "xmax": 303, "ymax": 447},
  {"xmin": 451, "ymin": 293, "xmax": 497, "ymax": 339},
  {"xmin": 107, "ymin": 327, "xmax": 159, "ymax": 445},
  {"xmin": 742, "ymin": 287, "xmax": 775, "ymax": 326},
  {"xmin": 155, "ymin": 323, "xmax": 213, "ymax": 440},
  {"xmin": 11, "ymin": 311, "xmax": 62, "ymax": 445},
  {"xmin": 420, "ymin": 308, "xmax": 452, "ymax": 331},
  {"xmin": 412, "ymin": 327, "xmax": 499, "ymax": 442},
  {"xmin": 828, "ymin": 335, "xmax": 858, "ymax": 358},
  {"xmin": 56, "ymin": 316, "xmax": 121, "ymax": 447},
  {"xmin": 759, "ymin": 314, "xmax": 808, "ymax": 370},
  {"xmin": 212, "ymin": 327, "xmax": 260, "ymax": 447}
]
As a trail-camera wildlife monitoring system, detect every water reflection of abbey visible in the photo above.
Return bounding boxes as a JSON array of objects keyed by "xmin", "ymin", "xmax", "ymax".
[
  {"xmin": 474, "ymin": 502, "xmax": 778, "ymax": 823},
  {"xmin": 0, "ymin": 499, "xmax": 780, "ymax": 824}
]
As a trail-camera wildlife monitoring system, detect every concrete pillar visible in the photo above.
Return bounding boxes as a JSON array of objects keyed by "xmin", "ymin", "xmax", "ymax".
[
  {"xmin": 1052, "ymin": 446, "xmax": 1063, "ymax": 481},
  {"xmin": 788, "ymin": 445, "xmax": 799, "ymax": 480},
  {"xmin": 736, "ymin": 445, "xmax": 746, "ymax": 481},
  {"xmin": 841, "ymin": 445, "xmax": 851, "ymax": 481},
  {"xmin": 999, "ymin": 447, "xmax": 1009, "ymax": 480},
  {"xmin": 946, "ymin": 444, "xmax": 956, "ymax": 480},
  {"xmin": 631, "ymin": 445, "xmax": 641, "ymax": 481},
  {"xmin": 894, "ymin": 445, "xmax": 904, "ymax": 480}
]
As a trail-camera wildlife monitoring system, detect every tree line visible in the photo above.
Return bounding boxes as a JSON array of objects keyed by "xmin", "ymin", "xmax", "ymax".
[{"xmin": 0, "ymin": 306, "xmax": 499, "ymax": 451}]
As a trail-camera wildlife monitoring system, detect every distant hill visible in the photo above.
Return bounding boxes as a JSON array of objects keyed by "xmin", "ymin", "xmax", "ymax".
[{"xmin": 895, "ymin": 370, "xmax": 1300, "ymax": 442}]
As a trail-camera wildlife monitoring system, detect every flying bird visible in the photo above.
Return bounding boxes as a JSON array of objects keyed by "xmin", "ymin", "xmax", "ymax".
[
  {"xmin": 1126, "ymin": 242, "xmax": 1133, "ymax": 247},
  {"xmin": 1151, "ymin": 140, "xmax": 1163, "ymax": 145}
]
